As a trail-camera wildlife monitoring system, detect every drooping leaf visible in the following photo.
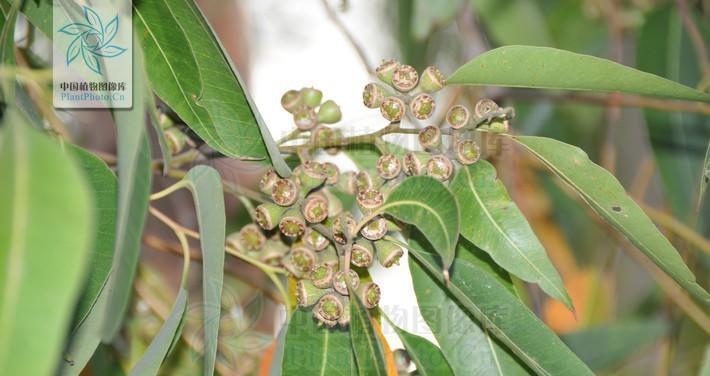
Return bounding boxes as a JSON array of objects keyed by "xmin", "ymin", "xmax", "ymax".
[
  {"xmin": 513, "ymin": 135, "xmax": 710, "ymax": 304},
  {"xmin": 128, "ymin": 288, "xmax": 188, "ymax": 376},
  {"xmin": 383, "ymin": 313, "xmax": 455, "ymax": 376},
  {"xmin": 447, "ymin": 45, "xmax": 710, "ymax": 102},
  {"xmin": 450, "ymin": 161, "xmax": 572, "ymax": 308},
  {"xmin": 0, "ymin": 112, "xmax": 93, "ymax": 376},
  {"xmin": 349, "ymin": 285, "xmax": 388, "ymax": 376},
  {"xmin": 561, "ymin": 319, "xmax": 668, "ymax": 372},
  {"xmin": 282, "ymin": 309, "xmax": 355, "ymax": 375},
  {"xmin": 469, "ymin": 0, "xmax": 552, "ymax": 47},
  {"xmin": 380, "ymin": 176, "xmax": 459, "ymax": 275},
  {"xmin": 133, "ymin": 0, "xmax": 289, "ymax": 175},
  {"xmin": 406, "ymin": 234, "xmax": 594, "ymax": 375},
  {"xmin": 409, "ymin": 237, "xmax": 532, "ymax": 375},
  {"xmin": 102, "ymin": 42, "xmax": 152, "ymax": 340},
  {"xmin": 182, "ymin": 165, "xmax": 226, "ymax": 376},
  {"xmin": 66, "ymin": 146, "xmax": 117, "ymax": 329}
]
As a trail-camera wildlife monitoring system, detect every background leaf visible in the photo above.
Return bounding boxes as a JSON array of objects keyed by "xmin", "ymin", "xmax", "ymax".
[
  {"xmin": 469, "ymin": 0, "xmax": 552, "ymax": 46},
  {"xmin": 282, "ymin": 309, "xmax": 355, "ymax": 375},
  {"xmin": 182, "ymin": 165, "xmax": 226, "ymax": 376},
  {"xmin": 447, "ymin": 45, "xmax": 710, "ymax": 102},
  {"xmin": 381, "ymin": 176, "xmax": 459, "ymax": 274},
  {"xmin": 0, "ymin": 113, "xmax": 92, "ymax": 376},
  {"xmin": 450, "ymin": 161, "xmax": 572, "ymax": 308},
  {"xmin": 383, "ymin": 313, "xmax": 455, "ymax": 376},
  {"xmin": 513, "ymin": 135, "xmax": 710, "ymax": 304},
  {"xmin": 406, "ymin": 234, "xmax": 593, "ymax": 375},
  {"xmin": 349, "ymin": 285, "xmax": 388, "ymax": 376}
]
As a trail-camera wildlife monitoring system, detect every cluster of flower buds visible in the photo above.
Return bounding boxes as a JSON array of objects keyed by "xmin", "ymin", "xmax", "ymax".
[
  {"xmin": 281, "ymin": 87, "xmax": 342, "ymax": 131},
  {"xmin": 363, "ymin": 59, "xmax": 445, "ymax": 123}
]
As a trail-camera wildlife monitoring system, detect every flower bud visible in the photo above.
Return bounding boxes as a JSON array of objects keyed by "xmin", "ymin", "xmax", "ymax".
[
  {"xmin": 321, "ymin": 162, "xmax": 340, "ymax": 185},
  {"xmin": 271, "ymin": 178, "xmax": 299, "ymax": 206},
  {"xmin": 332, "ymin": 212, "xmax": 356, "ymax": 244},
  {"xmin": 314, "ymin": 293, "xmax": 344, "ymax": 326},
  {"xmin": 380, "ymin": 97, "xmax": 405, "ymax": 122},
  {"xmin": 254, "ymin": 203, "xmax": 288, "ymax": 230},
  {"xmin": 357, "ymin": 282, "xmax": 381, "ymax": 309},
  {"xmin": 392, "ymin": 64, "xmax": 419, "ymax": 92},
  {"xmin": 296, "ymin": 280, "xmax": 329, "ymax": 307},
  {"xmin": 164, "ymin": 127, "xmax": 188, "ymax": 155},
  {"xmin": 304, "ymin": 227, "xmax": 330, "ymax": 251},
  {"xmin": 426, "ymin": 155, "xmax": 454, "ymax": 181},
  {"xmin": 351, "ymin": 240, "xmax": 374, "ymax": 268},
  {"xmin": 333, "ymin": 270, "xmax": 360, "ymax": 295},
  {"xmin": 318, "ymin": 245, "xmax": 339, "ymax": 267},
  {"xmin": 418, "ymin": 125, "xmax": 441, "ymax": 149},
  {"xmin": 376, "ymin": 240, "xmax": 404, "ymax": 268},
  {"xmin": 376, "ymin": 154, "xmax": 402, "ymax": 180},
  {"xmin": 259, "ymin": 168, "xmax": 279, "ymax": 194},
  {"xmin": 311, "ymin": 263, "xmax": 335, "ymax": 288},
  {"xmin": 357, "ymin": 188, "xmax": 384, "ymax": 211},
  {"xmin": 360, "ymin": 216, "xmax": 387, "ymax": 241},
  {"xmin": 285, "ymin": 246, "xmax": 316, "ymax": 276},
  {"xmin": 318, "ymin": 100, "xmax": 342, "ymax": 124},
  {"xmin": 302, "ymin": 194, "xmax": 329, "ymax": 223},
  {"xmin": 418, "ymin": 66, "xmax": 445, "ymax": 93},
  {"xmin": 446, "ymin": 105, "xmax": 470, "ymax": 129},
  {"xmin": 293, "ymin": 107, "xmax": 318, "ymax": 130},
  {"xmin": 376, "ymin": 59, "xmax": 399, "ymax": 85},
  {"xmin": 279, "ymin": 209, "xmax": 306, "ymax": 238},
  {"xmin": 227, "ymin": 224, "xmax": 265, "ymax": 252},
  {"xmin": 474, "ymin": 98, "xmax": 499, "ymax": 118},
  {"xmin": 403, "ymin": 151, "xmax": 431, "ymax": 176},
  {"xmin": 281, "ymin": 90, "xmax": 302, "ymax": 113},
  {"xmin": 260, "ymin": 239, "xmax": 289, "ymax": 266},
  {"xmin": 301, "ymin": 87, "xmax": 323, "ymax": 108},
  {"xmin": 456, "ymin": 139, "xmax": 481, "ymax": 165},
  {"xmin": 410, "ymin": 93, "xmax": 436, "ymax": 120},
  {"xmin": 363, "ymin": 83, "xmax": 386, "ymax": 109},
  {"xmin": 295, "ymin": 161, "xmax": 326, "ymax": 193}
]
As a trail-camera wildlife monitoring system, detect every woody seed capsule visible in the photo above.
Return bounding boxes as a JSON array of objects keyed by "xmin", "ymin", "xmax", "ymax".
[
  {"xmin": 351, "ymin": 240, "xmax": 374, "ymax": 268},
  {"xmin": 426, "ymin": 155, "xmax": 454, "ymax": 181},
  {"xmin": 357, "ymin": 188, "xmax": 384, "ymax": 211},
  {"xmin": 295, "ymin": 161, "xmax": 326, "ymax": 192},
  {"xmin": 363, "ymin": 83, "xmax": 386, "ymax": 109},
  {"xmin": 304, "ymin": 227, "xmax": 330, "ymax": 251},
  {"xmin": 254, "ymin": 203, "xmax": 288, "ymax": 230},
  {"xmin": 311, "ymin": 263, "xmax": 335, "ymax": 288},
  {"xmin": 375, "ymin": 58, "xmax": 399, "ymax": 85},
  {"xmin": 321, "ymin": 162, "xmax": 340, "ymax": 185},
  {"xmin": 293, "ymin": 107, "xmax": 318, "ymax": 130},
  {"xmin": 474, "ymin": 98, "xmax": 499, "ymax": 118},
  {"xmin": 392, "ymin": 64, "xmax": 419, "ymax": 92},
  {"xmin": 418, "ymin": 125, "xmax": 441, "ymax": 149},
  {"xmin": 296, "ymin": 280, "xmax": 329, "ymax": 307},
  {"xmin": 410, "ymin": 93, "xmax": 436, "ymax": 120},
  {"xmin": 302, "ymin": 194, "xmax": 329, "ymax": 223},
  {"xmin": 376, "ymin": 154, "xmax": 402, "ymax": 180},
  {"xmin": 360, "ymin": 216, "xmax": 388, "ymax": 241},
  {"xmin": 259, "ymin": 168, "xmax": 279, "ymax": 194},
  {"xmin": 333, "ymin": 270, "xmax": 360, "ymax": 296},
  {"xmin": 380, "ymin": 97, "xmax": 405, "ymax": 122},
  {"xmin": 271, "ymin": 178, "xmax": 299, "ymax": 207},
  {"xmin": 289, "ymin": 246, "xmax": 316, "ymax": 274},
  {"xmin": 231, "ymin": 224, "xmax": 266, "ymax": 251},
  {"xmin": 376, "ymin": 240, "xmax": 404, "ymax": 268},
  {"xmin": 355, "ymin": 170, "xmax": 374, "ymax": 192},
  {"xmin": 314, "ymin": 294, "xmax": 344, "ymax": 326},
  {"xmin": 402, "ymin": 151, "xmax": 431, "ymax": 176},
  {"xmin": 456, "ymin": 139, "xmax": 481, "ymax": 165},
  {"xmin": 337, "ymin": 297, "xmax": 351, "ymax": 326},
  {"xmin": 446, "ymin": 105, "xmax": 470, "ymax": 129},
  {"xmin": 418, "ymin": 66, "xmax": 445, "ymax": 93},
  {"xmin": 332, "ymin": 212, "xmax": 356, "ymax": 245},
  {"xmin": 358, "ymin": 282, "xmax": 381, "ymax": 309},
  {"xmin": 279, "ymin": 209, "xmax": 306, "ymax": 238}
]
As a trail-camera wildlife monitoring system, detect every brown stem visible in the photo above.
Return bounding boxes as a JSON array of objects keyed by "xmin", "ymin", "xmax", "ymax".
[{"xmin": 320, "ymin": 0, "xmax": 373, "ymax": 74}]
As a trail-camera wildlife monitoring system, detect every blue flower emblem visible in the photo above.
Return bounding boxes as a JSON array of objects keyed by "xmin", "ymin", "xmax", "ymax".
[{"xmin": 58, "ymin": 6, "xmax": 127, "ymax": 75}]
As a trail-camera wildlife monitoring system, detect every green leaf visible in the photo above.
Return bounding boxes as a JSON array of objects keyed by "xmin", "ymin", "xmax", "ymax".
[
  {"xmin": 0, "ymin": 113, "xmax": 93, "ymax": 376},
  {"xmin": 561, "ymin": 319, "xmax": 667, "ymax": 372},
  {"xmin": 381, "ymin": 176, "xmax": 459, "ymax": 275},
  {"xmin": 282, "ymin": 309, "xmax": 355, "ymax": 375},
  {"xmin": 66, "ymin": 146, "xmax": 118, "ymax": 329},
  {"xmin": 128, "ymin": 288, "xmax": 188, "ymax": 376},
  {"xmin": 513, "ymin": 135, "xmax": 710, "ymax": 304},
  {"xmin": 450, "ymin": 161, "xmax": 572, "ymax": 309},
  {"xmin": 133, "ymin": 0, "xmax": 289, "ymax": 175},
  {"xmin": 700, "ymin": 345, "xmax": 710, "ymax": 376},
  {"xmin": 412, "ymin": 0, "xmax": 460, "ymax": 40},
  {"xmin": 349, "ymin": 285, "xmax": 387, "ymax": 376},
  {"xmin": 182, "ymin": 165, "xmax": 226, "ymax": 376},
  {"xmin": 700, "ymin": 141, "xmax": 710, "ymax": 211},
  {"xmin": 102, "ymin": 43, "xmax": 153, "ymax": 340},
  {"xmin": 447, "ymin": 45, "xmax": 710, "ymax": 102},
  {"xmin": 406, "ymin": 234, "xmax": 594, "ymax": 376},
  {"xmin": 382, "ymin": 313, "xmax": 455, "ymax": 376},
  {"xmin": 469, "ymin": 0, "xmax": 552, "ymax": 47}
]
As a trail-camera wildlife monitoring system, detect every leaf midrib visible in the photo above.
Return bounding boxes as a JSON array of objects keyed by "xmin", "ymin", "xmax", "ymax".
[
  {"xmin": 380, "ymin": 199, "xmax": 452, "ymax": 261},
  {"xmin": 352, "ymin": 300, "xmax": 385, "ymax": 376}
]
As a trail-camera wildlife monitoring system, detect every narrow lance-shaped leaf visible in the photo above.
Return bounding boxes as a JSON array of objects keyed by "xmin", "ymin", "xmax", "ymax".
[
  {"xmin": 699, "ymin": 141, "xmax": 710, "ymax": 211},
  {"xmin": 513, "ymin": 135, "xmax": 710, "ymax": 304},
  {"xmin": 450, "ymin": 161, "xmax": 572, "ymax": 309},
  {"xmin": 102, "ymin": 41, "xmax": 152, "ymax": 340},
  {"xmin": 382, "ymin": 313, "xmax": 455, "ymax": 376},
  {"xmin": 0, "ymin": 112, "xmax": 93, "ymax": 376},
  {"xmin": 182, "ymin": 165, "xmax": 226, "ymax": 376},
  {"xmin": 447, "ymin": 45, "xmax": 710, "ymax": 102},
  {"xmin": 380, "ymin": 176, "xmax": 459, "ymax": 276},
  {"xmin": 349, "ymin": 285, "xmax": 388, "ymax": 376},
  {"xmin": 406, "ymin": 234, "xmax": 594, "ymax": 375},
  {"xmin": 282, "ymin": 309, "xmax": 355, "ymax": 375},
  {"xmin": 408, "ymin": 237, "xmax": 533, "ymax": 376},
  {"xmin": 133, "ymin": 0, "xmax": 290, "ymax": 175}
]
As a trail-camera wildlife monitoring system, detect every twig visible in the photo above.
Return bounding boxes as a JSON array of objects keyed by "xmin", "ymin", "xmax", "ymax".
[{"xmin": 320, "ymin": 0, "xmax": 373, "ymax": 74}]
